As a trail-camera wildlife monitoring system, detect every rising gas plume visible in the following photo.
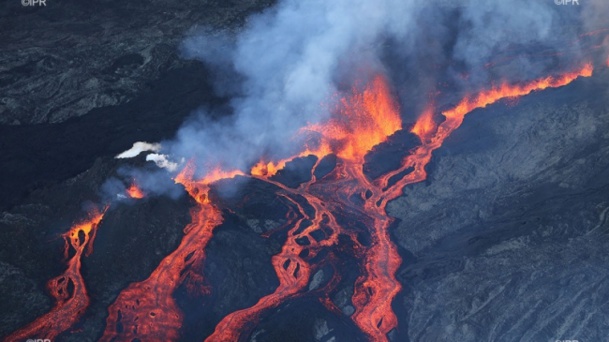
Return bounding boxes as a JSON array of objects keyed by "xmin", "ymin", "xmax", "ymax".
[
  {"xmin": 7, "ymin": 0, "xmax": 609, "ymax": 340},
  {"xmin": 105, "ymin": 65, "xmax": 594, "ymax": 342}
]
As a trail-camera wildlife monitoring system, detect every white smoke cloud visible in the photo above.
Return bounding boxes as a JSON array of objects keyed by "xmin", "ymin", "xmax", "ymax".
[
  {"xmin": 146, "ymin": 0, "xmax": 605, "ymax": 182},
  {"xmin": 146, "ymin": 153, "xmax": 180, "ymax": 172},
  {"xmin": 171, "ymin": 0, "xmax": 421, "ymax": 178},
  {"xmin": 116, "ymin": 141, "xmax": 161, "ymax": 159}
]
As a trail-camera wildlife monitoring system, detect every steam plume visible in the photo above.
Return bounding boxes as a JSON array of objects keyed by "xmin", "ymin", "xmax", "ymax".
[
  {"xmin": 116, "ymin": 142, "xmax": 161, "ymax": 159},
  {"xmin": 158, "ymin": 0, "xmax": 605, "ymax": 179}
]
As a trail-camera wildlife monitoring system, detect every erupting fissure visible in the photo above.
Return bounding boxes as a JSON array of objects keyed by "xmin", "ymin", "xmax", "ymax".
[
  {"xmin": 5, "ymin": 207, "xmax": 107, "ymax": 342},
  {"xmin": 208, "ymin": 65, "xmax": 594, "ymax": 342},
  {"xmin": 126, "ymin": 183, "xmax": 145, "ymax": 199},
  {"xmin": 9, "ymin": 63, "xmax": 594, "ymax": 342}
]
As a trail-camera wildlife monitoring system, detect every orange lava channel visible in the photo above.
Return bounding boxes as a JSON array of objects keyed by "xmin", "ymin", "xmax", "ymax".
[
  {"xmin": 208, "ymin": 65, "xmax": 593, "ymax": 342},
  {"xmin": 350, "ymin": 64, "xmax": 592, "ymax": 341},
  {"xmin": 443, "ymin": 64, "xmax": 593, "ymax": 120},
  {"xmin": 20, "ymin": 64, "xmax": 589, "ymax": 342},
  {"xmin": 5, "ymin": 208, "xmax": 106, "ymax": 342},
  {"xmin": 99, "ymin": 165, "xmax": 242, "ymax": 342},
  {"xmin": 206, "ymin": 75, "xmax": 402, "ymax": 341}
]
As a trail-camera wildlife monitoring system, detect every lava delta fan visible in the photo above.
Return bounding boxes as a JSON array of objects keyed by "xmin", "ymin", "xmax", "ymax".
[{"xmin": 2, "ymin": 1, "xmax": 609, "ymax": 342}]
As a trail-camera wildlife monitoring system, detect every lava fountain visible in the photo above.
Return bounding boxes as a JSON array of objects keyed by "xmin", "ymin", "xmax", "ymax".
[
  {"xmin": 126, "ymin": 183, "xmax": 145, "ymax": 199},
  {"xmin": 208, "ymin": 65, "xmax": 594, "ymax": 342},
  {"xmin": 205, "ymin": 75, "xmax": 402, "ymax": 341}
]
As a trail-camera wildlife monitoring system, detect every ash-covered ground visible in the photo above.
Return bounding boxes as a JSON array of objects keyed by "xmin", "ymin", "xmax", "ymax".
[{"xmin": 2, "ymin": 1, "xmax": 609, "ymax": 342}]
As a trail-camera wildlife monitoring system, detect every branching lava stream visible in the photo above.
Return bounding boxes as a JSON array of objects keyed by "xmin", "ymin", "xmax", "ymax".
[
  {"xmin": 208, "ymin": 66, "xmax": 594, "ymax": 341},
  {"xmin": 7, "ymin": 63, "xmax": 594, "ymax": 342},
  {"xmin": 4, "ymin": 207, "xmax": 107, "ymax": 342},
  {"xmin": 100, "ymin": 166, "xmax": 242, "ymax": 342}
]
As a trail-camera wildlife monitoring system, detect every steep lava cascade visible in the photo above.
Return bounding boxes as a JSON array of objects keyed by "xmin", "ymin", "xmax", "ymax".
[
  {"xmin": 100, "ymin": 166, "xmax": 242, "ymax": 342},
  {"xmin": 5, "ymin": 208, "xmax": 107, "ymax": 342}
]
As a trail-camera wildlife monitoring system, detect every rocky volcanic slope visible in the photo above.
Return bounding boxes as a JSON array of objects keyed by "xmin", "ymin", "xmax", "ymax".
[
  {"xmin": 0, "ymin": 0, "xmax": 274, "ymax": 125},
  {"xmin": 2, "ymin": 74, "xmax": 606, "ymax": 342},
  {"xmin": 2, "ymin": 2, "xmax": 609, "ymax": 341},
  {"xmin": 388, "ymin": 73, "xmax": 609, "ymax": 341},
  {"xmin": 240, "ymin": 75, "xmax": 609, "ymax": 342},
  {"xmin": 0, "ymin": 0, "xmax": 276, "ymax": 210}
]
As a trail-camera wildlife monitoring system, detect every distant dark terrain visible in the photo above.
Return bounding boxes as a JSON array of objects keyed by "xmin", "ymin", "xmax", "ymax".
[
  {"xmin": 0, "ymin": 0, "xmax": 275, "ymax": 125},
  {"xmin": 1, "ymin": 1, "xmax": 609, "ymax": 342},
  {"xmin": 388, "ymin": 73, "xmax": 609, "ymax": 341},
  {"xmin": 0, "ymin": 0, "xmax": 274, "ymax": 210}
]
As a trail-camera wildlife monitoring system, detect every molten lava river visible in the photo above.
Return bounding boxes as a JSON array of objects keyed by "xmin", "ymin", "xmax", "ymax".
[{"xmin": 6, "ymin": 64, "xmax": 595, "ymax": 342}]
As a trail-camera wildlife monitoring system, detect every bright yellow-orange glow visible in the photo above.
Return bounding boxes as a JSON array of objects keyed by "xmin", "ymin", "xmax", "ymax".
[
  {"xmin": 250, "ymin": 159, "xmax": 287, "ymax": 178},
  {"xmin": 306, "ymin": 75, "xmax": 402, "ymax": 162},
  {"xmin": 101, "ymin": 162, "xmax": 233, "ymax": 342},
  {"xmin": 444, "ymin": 63, "xmax": 593, "ymax": 120},
  {"xmin": 250, "ymin": 143, "xmax": 333, "ymax": 178},
  {"xmin": 126, "ymin": 183, "xmax": 145, "ymax": 199},
  {"xmin": 98, "ymin": 64, "xmax": 595, "ymax": 342},
  {"xmin": 251, "ymin": 75, "xmax": 402, "ymax": 180},
  {"xmin": 411, "ymin": 106, "xmax": 437, "ymax": 142}
]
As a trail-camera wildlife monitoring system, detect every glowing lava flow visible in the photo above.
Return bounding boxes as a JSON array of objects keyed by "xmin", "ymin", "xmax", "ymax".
[
  {"xmin": 204, "ymin": 189, "xmax": 343, "ymax": 341},
  {"xmin": 100, "ymin": 165, "xmax": 242, "ymax": 342},
  {"xmin": 206, "ymin": 65, "xmax": 594, "ymax": 342},
  {"xmin": 205, "ymin": 75, "xmax": 402, "ymax": 341},
  {"xmin": 8, "ymin": 63, "xmax": 594, "ymax": 342},
  {"xmin": 353, "ymin": 64, "xmax": 595, "ymax": 341},
  {"xmin": 5, "ymin": 208, "xmax": 106, "ymax": 342},
  {"xmin": 443, "ymin": 64, "xmax": 593, "ymax": 120}
]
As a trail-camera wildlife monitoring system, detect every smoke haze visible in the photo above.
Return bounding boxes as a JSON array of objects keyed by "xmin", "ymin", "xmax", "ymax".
[{"xmin": 150, "ymin": 0, "xmax": 606, "ymax": 181}]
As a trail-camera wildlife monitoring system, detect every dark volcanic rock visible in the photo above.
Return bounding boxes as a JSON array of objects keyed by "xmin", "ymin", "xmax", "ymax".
[
  {"xmin": 58, "ymin": 195, "xmax": 192, "ymax": 342},
  {"xmin": 0, "ymin": 62, "xmax": 216, "ymax": 211},
  {"xmin": 0, "ymin": 155, "xmax": 193, "ymax": 339},
  {"xmin": 0, "ymin": 0, "xmax": 275, "ymax": 124},
  {"xmin": 2, "ymin": 1, "xmax": 609, "ymax": 338},
  {"xmin": 388, "ymin": 72, "xmax": 609, "ymax": 341},
  {"xmin": 250, "ymin": 298, "xmax": 368, "ymax": 342},
  {"xmin": 177, "ymin": 212, "xmax": 282, "ymax": 341}
]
